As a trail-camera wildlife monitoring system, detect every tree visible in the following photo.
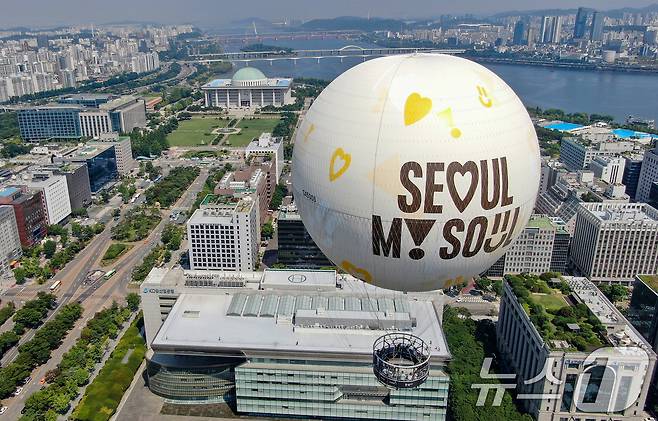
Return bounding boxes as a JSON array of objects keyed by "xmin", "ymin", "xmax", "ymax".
[
  {"xmin": 261, "ymin": 221, "xmax": 274, "ymax": 239},
  {"xmin": 43, "ymin": 240, "xmax": 57, "ymax": 259},
  {"xmin": 598, "ymin": 284, "xmax": 629, "ymax": 303},
  {"xmin": 126, "ymin": 293, "xmax": 140, "ymax": 312},
  {"xmin": 13, "ymin": 267, "xmax": 27, "ymax": 284},
  {"xmin": 71, "ymin": 208, "xmax": 88, "ymax": 218}
]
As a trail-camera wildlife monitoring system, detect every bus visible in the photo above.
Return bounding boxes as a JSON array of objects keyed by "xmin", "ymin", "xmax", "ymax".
[
  {"xmin": 49, "ymin": 280, "xmax": 61, "ymax": 291},
  {"xmin": 103, "ymin": 270, "xmax": 116, "ymax": 280}
]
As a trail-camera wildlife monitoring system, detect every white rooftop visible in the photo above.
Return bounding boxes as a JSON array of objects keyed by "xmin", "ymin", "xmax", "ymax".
[{"xmin": 152, "ymin": 275, "xmax": 449, "ymax": 360}]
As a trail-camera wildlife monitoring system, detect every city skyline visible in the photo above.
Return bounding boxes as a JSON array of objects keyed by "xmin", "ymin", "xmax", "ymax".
[{"xmin": 1, "ymin": 0, "xmax": 658, "ymax": 28}]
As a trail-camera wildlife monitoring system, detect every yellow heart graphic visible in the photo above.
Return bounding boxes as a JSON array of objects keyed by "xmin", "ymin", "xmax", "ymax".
[
  {"xmin": 341, "ymin": 260, "xmax": 373, "ymax": 284},
  {"xmin": 329, "ymin": 148, "xmax": 351, "ymax": 182},
  {"xmin": 404, "ymin": 93, "xmax": 432, "ymax": 126}
]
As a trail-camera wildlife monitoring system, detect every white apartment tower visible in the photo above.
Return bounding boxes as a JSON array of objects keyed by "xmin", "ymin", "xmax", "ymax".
[
  {"xmin": 187, "ymin": 195, "xmax": 260, "ymax": 271},
  {"xmin": 571, "ymin": 203, "xmax": 658, "ymax": 284}
]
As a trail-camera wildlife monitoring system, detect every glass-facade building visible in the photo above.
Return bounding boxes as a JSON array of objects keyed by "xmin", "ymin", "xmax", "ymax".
[
  {"xmin": 142, "ymin": 268, "xmax": 451, "ymax": 421},
  {"xmin": 17, "ymin": 106, "xmax": 82, "ymax": 141},
  {"xmin": 84, "ymin": 146, "xmax": 118, "ymax": 192},
  {"xmin": 627, "ymin": 277, "xmax": 658, "ymax": 352}
]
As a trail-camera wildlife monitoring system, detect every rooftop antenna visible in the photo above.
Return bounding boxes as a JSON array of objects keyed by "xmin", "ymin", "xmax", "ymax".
[{"xmin": 252, "ymin": 21, "xmax": 258, "ymax": 36}]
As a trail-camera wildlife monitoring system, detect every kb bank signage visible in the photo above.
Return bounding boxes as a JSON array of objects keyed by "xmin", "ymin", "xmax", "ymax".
[{"xmin": 143, "ymin": 288, "xmax": 175, "ymax": 295}]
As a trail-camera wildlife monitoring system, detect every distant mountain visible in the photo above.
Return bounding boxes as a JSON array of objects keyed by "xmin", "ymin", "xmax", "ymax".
[
  {"xmin": 299, "ymin": 16, "xmax": 408, "ymax": 32},
  {"xmin": 493, "ymin": 3, "xmax": 658, "ymax": 18}
]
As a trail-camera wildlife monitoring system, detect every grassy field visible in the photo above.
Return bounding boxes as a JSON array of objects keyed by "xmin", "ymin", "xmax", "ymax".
[
  {"xmin": 167, "ymin": 117, "xmax": 227, "ymax": 146},
  {"xmin": 101, "ymin": 243, "xmax": 132, "ymax": 266},
  {"xmin": 72, "ymin": 316, "xmax": 146, "ymax": 421},
  {"xmin": 224, "ymin": 117, "xmax": 280, "ymax": 147},
  {"xmin": 531, "ymin": 292, "xmax": 567, "ymax": 310}
]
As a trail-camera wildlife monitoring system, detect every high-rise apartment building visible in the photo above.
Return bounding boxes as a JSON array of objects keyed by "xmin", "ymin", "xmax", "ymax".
[
  {"xmin": 571, "ymin": 203, "xmax": 658, "ymax": 283},
  {"xmin": 590, "ymin": 11, "xmax": 605, "ymax": 41},
  {"xmin": 513, "ymin": 20, "xmax": 527, "ymax": 45},
  {"xmin": 574, "ymin": 7, "xmax": 592, "ymax": 39},
  {"xmin": 187, "ymin": 195, "xmax": 260, "ymax": 271}
]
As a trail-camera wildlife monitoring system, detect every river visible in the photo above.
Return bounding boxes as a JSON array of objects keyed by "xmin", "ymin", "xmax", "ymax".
[{"xmin": 222, "ymin": 37, "xmax": 658, "ymax": 123}]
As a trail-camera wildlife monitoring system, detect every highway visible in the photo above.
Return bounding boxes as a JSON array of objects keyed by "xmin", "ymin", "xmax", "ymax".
[{"xmin": 0, "ymin": 169, "xmax": 209, "ymax": 419}]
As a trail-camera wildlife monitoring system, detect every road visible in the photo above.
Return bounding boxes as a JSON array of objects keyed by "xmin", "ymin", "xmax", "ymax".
[{"xmin": 0, "ymin": 171, "xmax": 209, "ymax": 419}]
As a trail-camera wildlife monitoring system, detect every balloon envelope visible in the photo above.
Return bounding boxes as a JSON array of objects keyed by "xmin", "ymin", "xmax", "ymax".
[{"xmin": 292, "ymin": 54, "xmax": 540, "ymax": 292}]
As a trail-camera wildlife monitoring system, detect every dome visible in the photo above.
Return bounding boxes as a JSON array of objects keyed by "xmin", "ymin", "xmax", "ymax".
[{"xmin": 231, "ymin": 67, "xmax": 267, "ymax": 86}]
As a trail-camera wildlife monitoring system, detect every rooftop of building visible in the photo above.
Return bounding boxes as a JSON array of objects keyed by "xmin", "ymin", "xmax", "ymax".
[
  {"xmin": 583, "ymin": 202, "xmax": 658, "ymax": 224},
  {"xmin": 0, "ymin": 186, "xmax": 19, "ymax": 198},
  {"xmin": 190, "ymin": 194, "xmax": 255, "ymax": 223},
  {"xmin": 278, "ymin": 204, "xmax": 302, "ymax": 221},
  {"xmin": 526, "ymin": 215, "xmax": 557, "ymax": 230},
  {"xmin": 60, "ymin": 143, "xmax": 114, "ymax": 160},
  {"xmin": 505, "ymin": 274, "xmax": 653, "ymax": 353},
  {"xmin": 637, "ymin": 275, "xmax": 658, "ymax": 294},
  {"xmin": 149, "ymin": 268, "xmax": 449, "ymax": 360}
]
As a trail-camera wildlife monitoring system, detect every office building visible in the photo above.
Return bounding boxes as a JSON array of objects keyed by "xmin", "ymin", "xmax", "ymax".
[
  {"xmin": 622, "ymin": 154, "xmax": 643, "ymax": 200},
  {"xmin": 589, "ymin": 156, "xmax": 626, "ymax": 185},
  {"xmin": 54, "ymin": 143, "xmax": 118, "ymax": 192},
  {"xmin": 277, "ymin": 203, "xmax": 332, "ymax": 269},
  {"xmin": 627, "ymin": 275, "xmax": 658, "ymax": 356},
  {"xmin": 0, "ymin": 187, "xmax": 47, "ymax": 247},
  {"xmin": 497, "ymin": 276, "xmax": 656, "ymax": 421},
  {"xmin": 40, "ymin": 163, "xmax": 92, "ymax": 211},
  {"xmin": 214, "ymin": 167, "xmax": 268, "ymax": 223},
  {"xmin": 187, "ymin": 195, "xmax": 260, "ymax": 272},
  {"xmin": 560, "ymin": 137, "xmax": 634, "ymax": 171},
  {"xmin": 141, "ymin": 267, "xmax": 451, "ymax": 420},
  {"xmin": 17, "ymin": 95, "xmax": 146, "ymax": 141},
  {"xmin": 0, "ymin": 206, "xmax": 22, "ymax": 278},
  {"xmin": 571, "ymin": 203, "xmax": 658, "ymax": 284},
  {"xmin": 92, "ymin": 134, "xmax": 135, "ymax": 176},
  {"xmin": 485, "ymin": 215, "xmax": 570, "ymax": 276},
  {"xmin": 202, "ymin": 67, "xmax": 293, "ymax": 109},
  {"xmin": 22, "ymin": 172, "xmax": 71, "ymax": 225},
  {"xmin": 637, "ymin": 145, "xmax": 658, "ymax": 202},
  {"xmin": 590, "ymin": 11, "xmax": 605, "ymax": 41},
  {"xmin": 574, "ymin": 7, "xmax": 592, "ymax": 39},
  {"xmin": 17, "ymin": 106, "xmax": 82, "ymax": 141},
  {"xmin": 244, "ymin": 133, "xmax": 284, "ymax": 184}
]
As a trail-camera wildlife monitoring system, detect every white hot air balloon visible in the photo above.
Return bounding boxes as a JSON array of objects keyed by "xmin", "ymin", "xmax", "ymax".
[{"xmin": 292, "ymin": 54, "xmax": 540, "ymax": 292}]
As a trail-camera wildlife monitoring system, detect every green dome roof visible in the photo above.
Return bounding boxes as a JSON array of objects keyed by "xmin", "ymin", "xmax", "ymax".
[{"xmin": 232, "ymin": 67, "xmax": 267, "ymax": 82}]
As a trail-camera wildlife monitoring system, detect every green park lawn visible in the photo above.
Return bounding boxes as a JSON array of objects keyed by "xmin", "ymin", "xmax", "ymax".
[
  {"xmin": 531, "ymin": 292, "xmax": 568, "ymax": 311},
  {"xmin": 71, "ymin": 317, "xmax": 146, "ymax": 421},
  {"xmin": 225, "ymin": 117, "xmax": 280, "ymax": 147},
  {"xmin": 167, "ymin": 117, "xmax": 227, "ymax": 147}
]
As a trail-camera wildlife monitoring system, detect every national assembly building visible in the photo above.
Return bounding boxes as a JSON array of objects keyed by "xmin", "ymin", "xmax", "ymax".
[
  {"xmin": 202, "ymin": 67, "xmax": 293, "ymax": 109},
  {"xmin": 141, "ymin": 267, "xmax": 451, "ymax": 420}
]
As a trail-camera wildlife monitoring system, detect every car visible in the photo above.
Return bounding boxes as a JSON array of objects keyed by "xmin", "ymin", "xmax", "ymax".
[
  {"xmin": 456, "ymin": 297, "xmax": 463, "ymax": 303},
  {"xmin": 39, "ymin": 378, "xmax": 45, "ymax": 385},
  {"xmin": 0, "ymin": 406, "xmax": 7, "ymax": 415},
  {"xmin": 469, "ymin": 289, "xmax": 483, "ymax": 296},
  {"xmin": 13, "ymin": 387, "xmax": 22, "ymax": 396}
]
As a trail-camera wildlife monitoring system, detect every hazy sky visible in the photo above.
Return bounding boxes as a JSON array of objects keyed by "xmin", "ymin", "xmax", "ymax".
[{"xmin": 1, "ymin": 0, "xmax": 657, "ymax": 28}]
